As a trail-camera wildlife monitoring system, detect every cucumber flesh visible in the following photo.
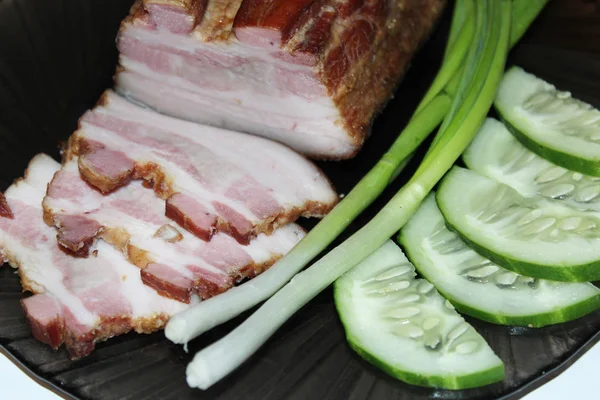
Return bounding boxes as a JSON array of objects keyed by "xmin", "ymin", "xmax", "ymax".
[
  {"xmin": 437, "ymin": 166, "xmax": 600, "ymax": 282},
  {"xmin": 334, "ymin": 241, "xmax": 504, "ymax": 390},
  {"xmin": 400, "ymin": 195, "xmax": 600, "ymax": 327},
  {"xmin": 495, "ymin": 66, "xmax": 600, "ymax": 176},
  {"xmin": 464, "ymin": 118, "xmax": 600, "ymax": 211}
]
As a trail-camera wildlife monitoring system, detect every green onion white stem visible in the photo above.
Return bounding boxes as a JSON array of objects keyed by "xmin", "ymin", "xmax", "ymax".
[{"xmin": 185, "ymin": 1, "xmax": 512, "ymax": 389}]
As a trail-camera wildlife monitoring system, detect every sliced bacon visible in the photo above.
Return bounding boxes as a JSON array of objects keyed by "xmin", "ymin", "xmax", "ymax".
[
  {"xmin": 67, "ymin": 91, "xmax": 336, "ymax": 244},
  {"xmin": 55, "ymin": 215, "xmax": 103, "ymax": 256},
  {"xmin": 21, "ymin": 294, "xmax": 65, "ymax": 350},
  {"xmin": 77, "ymin": 139, "xmax": 135, "ymax": 193},
  {"xmin": 141, "ymin": 263, "xmax": 196, "ymax": 303},
  {"xmin": 165, "ymin": 193, "xmax": 218, "ymax": 242},
  {"xmin": 0, "ymin": 155, "xmax": 190, "ymax": 358},
  {"xmin": 43, "ymin": 158, "xmax": 306, "ymax": 303},
  {"xmin": 117, "ymin": 0, "xmax": 446, "ymax": 159}
]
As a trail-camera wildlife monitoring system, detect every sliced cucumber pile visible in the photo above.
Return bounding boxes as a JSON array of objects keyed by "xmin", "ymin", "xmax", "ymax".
[
  {"xmin": 437, "ymin": 166, "xmax": 600, "ymax": 282},
  {"xmin": 334, "ymin": 241, "xmax": 504, "ymax": 390},
  {"xmin": 464, "ymin": 118, "xmax": 600, "ymax": 211},
  {"xmin": 495, "ymin": 67, "xmax": 600, "ymax": 176},
  {"xmin": 400, "ymin": 195, "xmax": 600, "ymax": 327}
]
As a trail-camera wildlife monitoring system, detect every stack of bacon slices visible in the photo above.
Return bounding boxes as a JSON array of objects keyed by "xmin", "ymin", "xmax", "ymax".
[
  {"xmin": 0, "ymin": 92, "xmax": 337, "ymax": 358},
  {"xmin": 0, "ymin": 0, "xmax": 443, "ymax": 357}
]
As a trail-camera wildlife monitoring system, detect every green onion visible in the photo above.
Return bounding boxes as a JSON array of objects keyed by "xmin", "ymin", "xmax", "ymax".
[
  {"xmin": 166, "ymin": 0, "xmax": 548, "ymax": 352},
  {"xmin": 164, "ymin": 23, "xmax": 458, "ymax": 347},
  {"xmin": 417, "ymin": 0, "xmax": 475, "ymax": 113},
  {"xmin": 165, "ymin": 93, "xmax": 450, "ymax": 345},
  {"xmin": 416, "ymin": 0, "xmax": 548, "ymax": 114},
  {"xmin": 510, "ymin": 0, "xmax": 549, "ymax": 45},
  {"xmin": 165, "ymin": 0, "xmax": 476, "ymax": 346},
  {"xmin": 444, "ymin": 0, "xmax": 475, "ymax": 59},
  {"xmin": 443, "ymin": 0, "xmax": 549, "ymax": 98},
  {"xmin": 185, "ymin": 1, "xmax": 513, "ymax": 389}
]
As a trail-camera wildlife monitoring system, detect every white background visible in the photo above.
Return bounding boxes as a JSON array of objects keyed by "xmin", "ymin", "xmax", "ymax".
[{"xmin": 1, "ymin": 342, "xmax": 598, "ymax": 399}]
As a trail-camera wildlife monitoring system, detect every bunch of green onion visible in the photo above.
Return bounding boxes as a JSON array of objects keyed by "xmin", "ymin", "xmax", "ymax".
[{"xmin": 164, "ymin": 0, "xmax": 550, "ymax": 389}]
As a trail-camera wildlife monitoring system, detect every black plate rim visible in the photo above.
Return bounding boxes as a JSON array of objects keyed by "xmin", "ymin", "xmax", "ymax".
[
  {"xmin": 3, "ymin": 326, "xmax": 600, "ymax": 400},
  {"xmin": 0, "ymin": 346, "xmax": 75, "ymax": 400},
  {"xmin": 498, "ymin": 327, "xmax": 600, "ymax": 399}
]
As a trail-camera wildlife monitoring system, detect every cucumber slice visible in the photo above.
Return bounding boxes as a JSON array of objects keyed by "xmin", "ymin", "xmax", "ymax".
[
  {"xmin": 464, "ymin": 118, "xmax": 600, "ymax": 211},
  {"xmin": 437, "ymin": 166, "xmax": 600, "ymax": 282},
  {"xmin": 495, "ymin": 66, "xmax": 600, "ymax": 176},
  {"xmin": 400, "ymin": 195, "xmax": 600, "ymax": 327},
  {"xmin": 334, "ymin": 241, "xmax": 504, "ymax": 390}
]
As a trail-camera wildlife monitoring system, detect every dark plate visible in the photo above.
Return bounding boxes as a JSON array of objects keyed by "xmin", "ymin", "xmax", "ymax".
[{"xmin": 1, "ymin": 1, "xmax": 600, "ymax": 399}]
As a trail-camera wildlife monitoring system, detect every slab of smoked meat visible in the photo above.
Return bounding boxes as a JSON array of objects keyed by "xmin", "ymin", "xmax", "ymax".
[
  {"xmin": 68, "ymin": 91, "xmax": 337, "ymax": 244},
  {"xmin": 116, "ymin": 0, "xmax": 446, "ymax": 159},
  {"xmin": 0, "ymin": 155, "xmax": 190, "ymax": 358},
  {"xmin": 43, "ymin": 159, "xmax": 305, "ymax": 303}
]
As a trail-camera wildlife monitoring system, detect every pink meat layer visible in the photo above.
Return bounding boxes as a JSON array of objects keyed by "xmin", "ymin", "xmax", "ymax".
[
  {"xmin": 0, "ymin": 155, "xmax": 189, "ymax": 358},
  {"xmin": 116, "ymin": 0, "xmax": 446, "ymax": 159},
  {"xmin": 68, "ymin": 91, "xmax": 337, "ymax": 244},
  {"xmin": 43, "ymin": 159, "xmax": 305, "ymax": 303}
]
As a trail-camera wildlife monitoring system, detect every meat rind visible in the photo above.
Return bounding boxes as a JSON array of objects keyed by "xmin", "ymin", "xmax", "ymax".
[{"xmin": 116, "ymin": 0, "xmax": 446, "ymax": 159}]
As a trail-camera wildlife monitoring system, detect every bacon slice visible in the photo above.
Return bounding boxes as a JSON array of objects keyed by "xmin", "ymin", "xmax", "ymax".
[
  {"xmin": 68, "ymin": 91, "xmax": 336, "ymax": 244},
  {"xmin": 43, "ymin": 158, "xmax": 305, "ymax": 303},
  {"xmin": 0, "ymin": 155, "xmax": 190, "ymax": 358},
  {"xmin": 116, "ymin": 0, "xmax": 446, "ymax": 158}
]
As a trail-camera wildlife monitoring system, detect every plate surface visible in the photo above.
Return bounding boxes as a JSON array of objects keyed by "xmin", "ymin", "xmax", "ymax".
[{"xmin": 1, "ymin": 1, "xmax": 600, "ymax": 399}]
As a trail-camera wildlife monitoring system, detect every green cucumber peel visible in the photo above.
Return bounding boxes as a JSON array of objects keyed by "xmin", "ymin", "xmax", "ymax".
[
  {"xmin": 335, "ymin": 241, "xmax": 504, "ymax": 389},
  {"xmin": 464, "ymin": 118, "xmax": 600, "ymax": 211},
  {"xmin": 495, "ymin": 66, "xmax": 600, "ymax": 176},
  {"xmin": 437, "ymin": 167, "xmax": 600, "ymax": 282},
  {"xmin": 503, "ymin": 116, "xmax": 600, "ymax": 177},
  {"xmin": 184, "ymin": 2, "xmax": 513, "ymax": 390},
  {"xmin": 399, "ymin": 195, "xmax": 600, "ymax": 327}
]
